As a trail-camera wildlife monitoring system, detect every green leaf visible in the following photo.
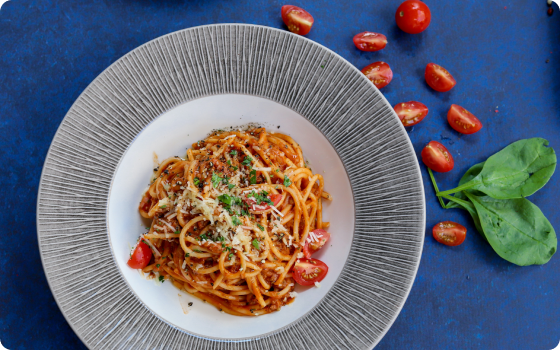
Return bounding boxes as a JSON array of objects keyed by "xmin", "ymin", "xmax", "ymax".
[
  {"xmin": 440, "ymin": 193, "xmax": 484, "ymax": 239},
  {"xmin": 212, "ymin": 172, "xmax": 222, "ymax": 188},
  {"xmin": 232, "ymin": 215, "xmax": 241, "ymax": 226},
  {"xmin": 249, "ymin": 170, "xmax": 257, "ymax": 184},
  {"xmin": 242, "ymin": 156, "xmax": 252, "ymax": 166},
  {"xmin": 252, "ymin": 239, "xmax": 260, "ymax": 250},
  {"xmin": 464, "ymin": 192, "xmax": 557, "ymax": 266},
  {"xmin": 446, "ymin": 161, "xmax": 486, "ymax": 209},
  {"xmin": 193, "ymin": 177, "xmax": 200, "ymax": 186},
  {"xmin": 438, "ymin": 138, "xmax": 556, "ymax": 199},
  {"xmin": 257, "ymin": 223, "xmax": 265, "ymax": 231},
  {"xmin": 230, "ymin": 150, "xmax": 237, "ymax": 156},
  {"xmin": 284, "ymin": 175, "xmax": 292, "ymax": 187},
  {"xmin": 218, "ymin": 194, "xmax": 233, "ymax": 207}
]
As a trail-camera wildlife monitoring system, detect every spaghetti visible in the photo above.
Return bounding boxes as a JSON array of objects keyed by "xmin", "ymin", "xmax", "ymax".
[{"xmin": 131, "ymin": 127, "xmax": 332, "ymax": 316}]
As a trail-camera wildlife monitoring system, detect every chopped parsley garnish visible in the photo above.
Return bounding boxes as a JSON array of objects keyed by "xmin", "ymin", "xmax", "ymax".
[
  {"xmin": 193, "ymin": 177, "xmax": 200, "ymax": 186},
  {"xmin": 174, "ymin": 230, "xmax": 180, "ymax": 234},
  {"xmin": 283, "ymin": 175, "xmax": 292, "ymax": 187},
  {"xmin": 276, "ymin": 168, "xmax": 280, "ymax": 173},
  {"xmin": 156, "ymin": 264, "xmax": 160, "ymax": 268},
  {"xmin": 228, "ymin": 183, "xmax": 235, "ymax": 190},
  {"xmin": 228, "ymin": 253, "xmax": 234, "ymax": 260},
  {"xmin": 232, "ymin": 215, "xmax": 241, "ymax": 226},
  {"xmin": 199, "ymin": 234, "xmax": 208, "ymax": 241},
  {"xmin": 185, "ymin": 253, "xmax": 190, "ymax": 257},
  {"xmin": 242, "ymin": 156, "xmax": 253, "ymax": 166},
  {"xmin": 194, "ymin": 249, "xmax": 202, "ymax": 253},
  {"xmin": 218, "ymin": 194, "xmax": 235, "ymax": 207},
  {"xmin": 230, "ymin": 150, "xmax": 237, "ymax": 156},
  {"xmin": 246, "ymin": 190, "xmax": 273, "ymax": 205},
  {"xmin": 257, "ymin": 223, "xmax": 265, "ymax": 231},
  {"xmin": 158, "ymin": 276, "xmax": 165, "ymax": 283},
  {"xmin": 227, "ymin": 160, "xmax": 238, "ymax": 171},
  {"xmin": 159, "ymin": 205, "xmax": 167, "ymax": 209},
  {"xmin": 249, "ymin": 170, "xmax": 257, "ymax": 184},
  {"xmin": 252, "ymin": 239, "xmax": 260, "ymax": 250},
  {"xmin": 212, "ymin": 172, "xmax": 222, "ymax": 188}
]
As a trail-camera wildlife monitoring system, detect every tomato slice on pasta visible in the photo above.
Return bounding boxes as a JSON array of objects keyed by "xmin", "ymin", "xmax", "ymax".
[
  {"xmin": 293, "ymin": 258, "xmax": 329, "ymax": 286},
  {"xmin": 127, "ymin": 240, "xmax": 153, "ymax": 269},
  {"xmin": 303, "ymin": 229, "xmax": 330, "ymax": 259},
  {"xmin": 244, "ymin": 193, "xmax": 282, "ymax": 211}
]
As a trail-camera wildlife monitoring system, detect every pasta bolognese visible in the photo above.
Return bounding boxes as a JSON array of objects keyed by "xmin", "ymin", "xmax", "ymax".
[{"xmin": 127, "ymin": 127, "xmax": 332, "ymax": 316}]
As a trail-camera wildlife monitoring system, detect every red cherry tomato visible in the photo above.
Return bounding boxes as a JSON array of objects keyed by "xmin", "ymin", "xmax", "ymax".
[
  {"xmin": 394, "ymin": 101, "xmax": 429, "ymax": 127},
  {"xmin": 433, "ymin": 221, "xmax": 467, "ymax": 246},
  {"xmin": 293, "ymin": 258, "xmax": 329, "ymax": 286},
  {"xmin": 395, "ymin": 0, "xmax": 431, "ymax": 34},
  {"xmin": 362, "ymin": 62, "xmax": 393, "ymax": 89},
  {"xmin": 281, "ymin": 5, "xmax": 314, "ymax": 35},
  {"xmin": 127, "ymin": 240, "xmax": 153, "ymax": 269},
  {"xmin": 421, "ymin": 141, "xmax": 454, "ymax": 172},
  {"xmin": 303, "ymin": 229, "xmax": 331, "ymax": 259},
  {"xmin": 244, "ymin": 193, "xmax": 283, "ymax": 211},
  {"xmin": 447, "ymin": 104, "xmax": 483, "ymax": 134},
  {"xmin": 353, "ymin": 32, "xmax": 388, "ymax": 52},
  {"xmin": 425, "ymin": 63, "xmax": 456, "ymax": 92}
]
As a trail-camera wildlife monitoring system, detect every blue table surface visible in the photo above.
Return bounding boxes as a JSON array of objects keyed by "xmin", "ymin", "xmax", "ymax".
[{"xmin": 1, "ymin": 0, "xmax": 559, "ymax": 349}]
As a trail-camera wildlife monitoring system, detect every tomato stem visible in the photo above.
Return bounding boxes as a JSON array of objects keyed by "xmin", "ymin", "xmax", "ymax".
[{"xmin": 427, "ymin": 167, "xmax": 446, "ymax": 209}]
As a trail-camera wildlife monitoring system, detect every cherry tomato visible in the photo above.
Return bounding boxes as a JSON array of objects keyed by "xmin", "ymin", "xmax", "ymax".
[
  {"xmin": 447, "ymin": 104, "xmax": 483, "ymax": 134},
  {"xmin": 362, "ymin": 62, "xmax": 393, "ymax": 89},
  {"xmin": 425, "ymin": 63, "xmax": 456, "ymax": 92},
  {"xmin": 303, "ymin": 229, "xmax": 331, "ymax": 259},
  {"xmin": 293, "ymin": 258, "xmax": 329, "ymax": 286},
  {"xmin": 127, "ymin": 240, "xmax": 153, "ymax": 269},
  {"xmin": 244, "ymin": 193, "xmax": 283, "ymax": 211},
  {"xmin": 394, "ymin": 101, "xmax": 429, "ymax": 127},
  {"xmin": 395, "ymin": 0, "xmax": 431, "ymax": 34},
  {"xmin": 281, "ymin": 5, "xmax": 314, "ymax": 35},
  {"xmin": 433, "ymin": 221, "xmax": 467, "ymax": 246},
  {"xmin": 421, "ymin": 141, "xmax": 454, "ymax": 172},
  {"xmin": 353, "ymin": 32, "xmax": 388, "ymax": 52}
]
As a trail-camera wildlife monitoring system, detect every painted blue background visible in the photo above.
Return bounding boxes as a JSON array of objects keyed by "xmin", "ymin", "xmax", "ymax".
[{"xmin": 0, "ymin": 0, "xmax": 559, "ymax": 349}]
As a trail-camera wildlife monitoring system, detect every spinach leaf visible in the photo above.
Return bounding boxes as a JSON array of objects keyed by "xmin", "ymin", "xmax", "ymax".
[
  {"xmin": 446, "ymin": 161, "xmax": 485, "ymax": 209},
  {"xmin": 438, "ymin": 138, "xmax": 556, "ymax": 199},
  {"xmin": 441, "ymin": 193, "xmax": 484, "ymax": 239},
  {"xmin": 464, "ymin": 192, "xmax": 557, "ymax": 266}
]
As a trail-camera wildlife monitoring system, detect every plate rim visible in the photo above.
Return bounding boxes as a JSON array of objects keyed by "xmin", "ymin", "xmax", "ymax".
[{"xmin": 36, "ymin": 23, "xmax": 426, "ymax": 350}]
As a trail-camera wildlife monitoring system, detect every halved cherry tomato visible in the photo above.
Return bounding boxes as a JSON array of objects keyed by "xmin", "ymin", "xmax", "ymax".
[
  {"xmin": 362, "ymin": 62, "xmax": 393, "ymax": 89},
  {"xmin": 303, "ymin": 229, "xmax": 331, "ymax": 258},
  {"xmin": 244, "ymin": 193, "xmax": 283, "ymax": 211},
  {"xmin": 281, "ymin": 5, "xmax": 314, "ymax": 35},
  {"xmin": 421, "ymin": 141, "xmax": 454, "ymax": 172},
  {"xmin": 293, "ymin": 258, "xmax": 329, "ymax": 286},
  {"xmin": 425, "ymin": 63, "xmax": 456, "ymax": 92},
  {"xmin": 394, "ymin": 101, "xmax": 429, "ymax": 127},
  {"xmin": 395, "ymin": 0, "xmax": 431, "ymax": 34},
  {"xmin": 353, "ymin": 32, "xmax": 388, "ymax": 52},
  {"xmin": 447, "ymin": 104, "xmax": 483, "ymax": 134},
  {"xmin": 127, "ymin": 240, "xmax": 153, "ymax": 269},
  {"xmin": 433, "ymin": 221, "xmax": 467, "ymax": 246}
]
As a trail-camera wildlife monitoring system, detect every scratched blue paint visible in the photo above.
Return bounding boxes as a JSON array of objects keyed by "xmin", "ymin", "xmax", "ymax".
[{"xmin": 0, "ymin": 0, "xmax": 558, "ymax": 349}]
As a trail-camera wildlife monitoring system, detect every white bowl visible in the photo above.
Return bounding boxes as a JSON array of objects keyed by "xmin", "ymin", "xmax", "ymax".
[{"xmin": 107, "ymin": 94, "xmax": 355, "ymax": 340}]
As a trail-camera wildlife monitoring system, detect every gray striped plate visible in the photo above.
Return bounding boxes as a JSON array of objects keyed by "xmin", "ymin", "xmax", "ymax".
[{"xmin": 37, "ymin": 24, "xmax": 425, "ymax": 350}]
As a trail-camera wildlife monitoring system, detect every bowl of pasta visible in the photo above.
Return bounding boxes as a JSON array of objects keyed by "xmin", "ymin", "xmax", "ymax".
[
  {"xmin": 37, "ymin": 24, "xmax": 425, "ymax": 350},
  {"xmin": 107, "ymin": 94, "xmax": 355, "ymax": 339}
]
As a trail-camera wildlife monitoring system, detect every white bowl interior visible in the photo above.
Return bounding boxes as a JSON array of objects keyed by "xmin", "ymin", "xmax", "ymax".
[{"xmin": 107, "ymin": 94, "xmax": 354, "ymax": 340}]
